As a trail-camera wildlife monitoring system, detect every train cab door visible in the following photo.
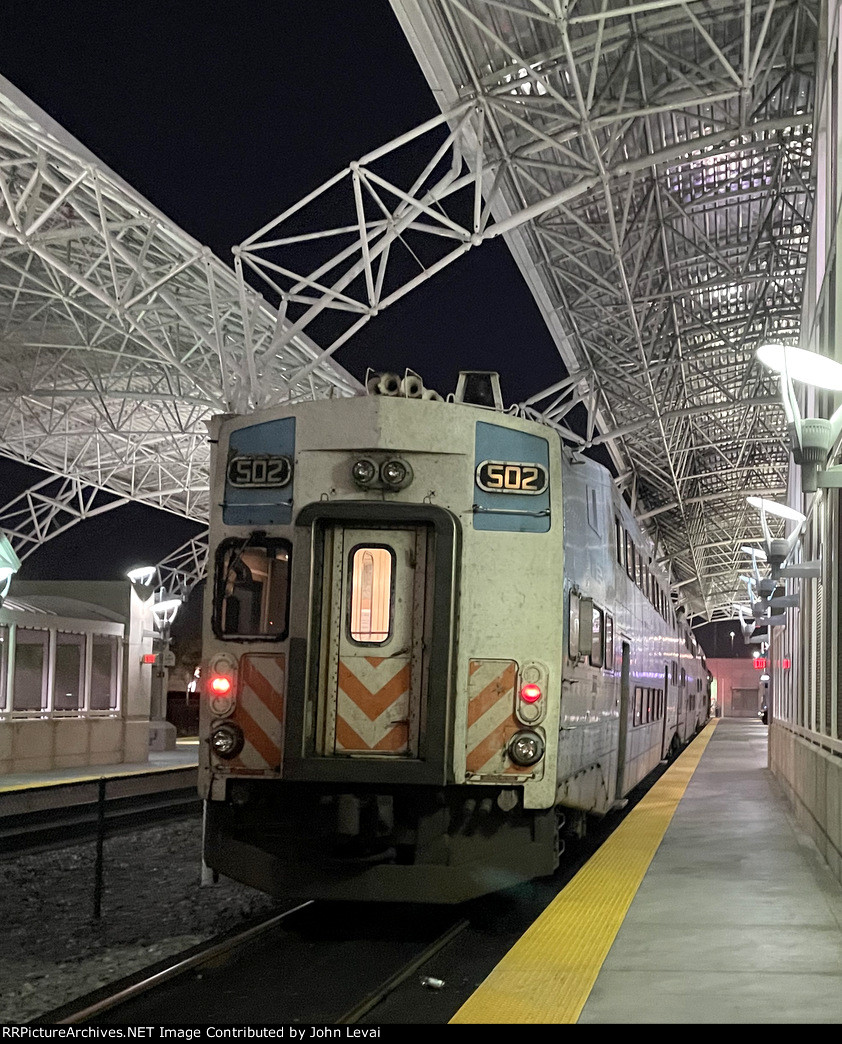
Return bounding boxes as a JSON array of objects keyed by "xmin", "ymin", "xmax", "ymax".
[
  {"xmin": 677, "ymin": 666, "xmax": 688, "ymax": 742},
  {"xmin": 615, "ymin": 640, "xmax": 631, "ymax": 795},
  {"xmin": 660, "ymin": 666, "xmax": 670, "ymax": 760},
  {"xmin": 319, "ymin": 525, "xmax": 428, "ymax": 758}
]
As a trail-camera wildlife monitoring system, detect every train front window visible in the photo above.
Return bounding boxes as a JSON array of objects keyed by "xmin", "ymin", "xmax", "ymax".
[{"xmin": 213, "ymin": 536, "xmax": 291, "ymax": 640}]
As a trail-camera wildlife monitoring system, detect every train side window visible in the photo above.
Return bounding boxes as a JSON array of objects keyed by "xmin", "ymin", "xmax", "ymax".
[
  {"xmin": 671, "ymin": 661, "xmax": 678, "ymax": 685},
  {"xmin": 681, "ymin": 667, "xmax": 686, "ymax": 687},
  {"xmin": 213, "ymin": 535, "xmax": 291, "ymax": 640},
  {"xmin": 349, "ymin": 546, "xmax": 395, "ymax": 644},
  {"xmin": 605, "ymin": 613, "xmax": 614, "ymax": 671},
  {"xmin": 615, "ymin": 518, "xmax": 623, "ymax": 566},
  {"xmin": 633, "ymin": 686, "xmax": 643, "ymax": 726},
  {"xmin": 625, "ymin": 532, "xmax": 635, "ymax": 580},
  {"xmin": 569, "ymin": 592, "xmax": 581, "ymax": 659},
  {"xmin": 590, "ymin": 605, "xmax": 605, "ymax": 668}
]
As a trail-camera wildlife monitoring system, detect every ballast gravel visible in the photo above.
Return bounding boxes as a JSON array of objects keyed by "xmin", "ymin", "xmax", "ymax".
[{"xmin": 0, "ymin": 818, "xmax": 280, "ymax": 1024}]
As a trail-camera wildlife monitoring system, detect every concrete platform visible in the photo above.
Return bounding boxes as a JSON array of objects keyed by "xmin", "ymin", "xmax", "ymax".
[
  {"xmin": 0, "ymin": 737, "xmax": 198, "ymax": 793},
  {"xmin": 456, "ymin": 718, "xmax": 842, "ymax": 1023}
]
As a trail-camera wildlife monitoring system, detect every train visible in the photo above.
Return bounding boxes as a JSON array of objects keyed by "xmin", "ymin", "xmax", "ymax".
[{"xmin": 198, "ymin": 371, "xmax": 710, "ymax": 903}]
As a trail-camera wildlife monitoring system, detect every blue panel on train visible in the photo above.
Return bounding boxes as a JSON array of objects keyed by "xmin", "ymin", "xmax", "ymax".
[
  {"xmin": 473, "ymin": 422, "xmax": 550, "ymax": 532},
  {"xmin": 223, "ymin": 418, "xmax": 295, "ymax": 526}
]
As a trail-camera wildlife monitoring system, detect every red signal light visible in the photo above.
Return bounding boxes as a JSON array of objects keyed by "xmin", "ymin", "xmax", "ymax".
[
  {"xmin": 142, "ymin": 653, "xmax": 156, "ymax": 664},
  {"xmin": 210, "ymin": 675, "xmax": 232, "ymax": 696},
  {"xmin": 753, "ymin": 657, "xmax": 767, "ymax": 670},
  {"xmin": 520, "ymin": 683, "xmax": 542, "ymax": 704}
]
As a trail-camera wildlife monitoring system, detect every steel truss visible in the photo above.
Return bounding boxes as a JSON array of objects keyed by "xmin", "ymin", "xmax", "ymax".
[
  {"xmin": 0, "ymin": 76, "xmax": 361, "ymax": 536},
  {"xmin": 235, "ymin": 0, "xmax": 816, "ymax": 620}
]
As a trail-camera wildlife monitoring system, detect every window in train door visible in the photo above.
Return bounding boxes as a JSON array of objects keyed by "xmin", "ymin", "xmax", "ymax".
[
  {"xmin": 604, "ymin": 613, "xmax": 614, "ymax": 672},
  {"xmin": 348, "ymin": 545, "xmax": 396, "ymax": 645},
  {"xmin": 568, "ymin": 591, "xmax": 581, "ymax": 660},
  {"xmin": 590, "ymin": 605, "xmax": 605, "ymax": 668}
]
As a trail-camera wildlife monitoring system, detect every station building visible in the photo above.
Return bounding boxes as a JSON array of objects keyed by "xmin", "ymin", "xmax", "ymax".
[{"xmin": 0, "ymin": 579, "xmax": 157, "ymax": 773}]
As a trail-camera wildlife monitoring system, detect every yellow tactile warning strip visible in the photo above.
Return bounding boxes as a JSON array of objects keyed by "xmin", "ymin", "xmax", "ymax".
[{"xmin": 451, "ymin": 718, "xmax": 718, "ymax": 1024}]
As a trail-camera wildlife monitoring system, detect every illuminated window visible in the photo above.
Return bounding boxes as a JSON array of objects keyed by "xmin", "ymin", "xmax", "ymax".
[
  {"xmin": 214, "ymin": 536, "xmax": 291, "ymax": 640},
  {"xmin": 349, "ymin": 546, "xmax": 394, "ymax": 644},
  {"xmin": 633, "ymin": 686, "xmax": 643, "ymax": 726}
]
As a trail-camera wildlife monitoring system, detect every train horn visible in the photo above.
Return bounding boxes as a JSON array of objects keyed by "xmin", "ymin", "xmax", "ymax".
[
  {"xmin": 376, "ymin": 373, "xmax": 401, "ymax": 396},
  {"xmin": 400, "ymin": 373, "xmax": 425, "ymax": 398},
  {"xmin": 422, "ymin": 388, "xmax": 444, "ymax": 401}
]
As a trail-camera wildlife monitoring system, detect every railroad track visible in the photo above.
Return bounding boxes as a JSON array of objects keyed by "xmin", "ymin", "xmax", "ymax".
[
  {"xmin": 0, "ymin": 768, "xmax": 200, "ymax": 855},
  {"xmin": 36, "ymin": 902, "xmax": 470, "ymax": 1025}
]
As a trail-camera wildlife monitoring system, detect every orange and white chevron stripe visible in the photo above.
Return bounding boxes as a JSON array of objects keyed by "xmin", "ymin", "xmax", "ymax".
[
  {"xmin": 227, "ymin": 653, "xmax": 285, "ymax": 774},
  {"xmin": 335, "ymin": 655, "xmax": 412, "ymax": 754},
  {"xmin": 465, "ymin": 659, "xmax": 522, "ymax": 776}
]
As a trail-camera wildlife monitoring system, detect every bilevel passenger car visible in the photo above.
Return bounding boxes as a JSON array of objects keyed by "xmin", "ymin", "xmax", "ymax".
[{"xmin": 199, "ymin": 374, "xmax": 710, "ymax": 903}]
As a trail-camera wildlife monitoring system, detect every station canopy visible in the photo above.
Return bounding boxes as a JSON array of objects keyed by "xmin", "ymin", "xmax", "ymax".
[
  {"xmin": 386, "ymin": 0, "xmax": 818, "ymax": 621},
  {"xmin": 0, "ymin": 0, "xmax": 820, "ymax": 622}
]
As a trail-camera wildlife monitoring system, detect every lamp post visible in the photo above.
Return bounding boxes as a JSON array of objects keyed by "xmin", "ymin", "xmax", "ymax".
[{"xmin": 149, "ymin": 595, "xmax": 181, "ymax": 752}]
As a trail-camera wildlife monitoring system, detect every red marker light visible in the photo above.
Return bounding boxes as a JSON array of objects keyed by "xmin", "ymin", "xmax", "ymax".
[
  {"xmin": 783, "ymin": 658, "xmax": 791, "ymax": 670},
  {"xmin": 753, "ymin": 657, "xmax": 767, "ymax": 670},
  {"xmin": 210, "ymin": 676, "xmax": 232, "ymax": 696},
  {"xmin": 520, "ymin": 683, "xmax": 542, "ymax": 704},
  {"xmin": 142, "ymin": 653, "xmax": 156, "ymax": 664}
]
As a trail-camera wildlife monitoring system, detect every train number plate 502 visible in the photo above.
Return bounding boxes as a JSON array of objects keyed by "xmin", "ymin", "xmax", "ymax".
[
  {"xmin": 475, "ymin": 460, "xmax": 548, "ymax": 495},
  {"xmin": 227, "ymin": 454, "xmax": 293, "ymax": 488}
]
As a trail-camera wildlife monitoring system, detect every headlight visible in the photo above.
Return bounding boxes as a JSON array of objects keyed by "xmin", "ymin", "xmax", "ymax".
[
  {"xmin": 210, "ymin": 723, "xmax": 244, "ymax": 759},
  {"xmin": 352, "ymin": 458, "xmax": 378, "ymax": 487},
  {"xmin": 508, "ymin": 729, "xmax": 545, "ymax": 767},
  {"xmin": 380, "ymin": 458, "xmax": 413, "ymax": 490}
]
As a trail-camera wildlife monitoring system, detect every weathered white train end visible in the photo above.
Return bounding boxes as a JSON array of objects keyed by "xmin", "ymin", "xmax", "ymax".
[{"xmin": 198, "ymin": 378, "xmax": 708, "ymax": 902}]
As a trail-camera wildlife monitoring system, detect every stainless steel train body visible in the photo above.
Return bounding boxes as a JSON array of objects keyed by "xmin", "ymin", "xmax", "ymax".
[{"xmin": 199, "ymin": 389, "xmax": 709, "ymax": 902}]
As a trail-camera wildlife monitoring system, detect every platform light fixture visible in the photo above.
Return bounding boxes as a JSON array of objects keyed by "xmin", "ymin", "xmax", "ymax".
[
  {"xmin": 757, "ymin": 343, "xmax": 842, "ymax": 492},
  {"xmin": 127, "ymin": 565, "xmax": 157, "ymax": 601},
  {"xmin": 150, "ymin": 596, "xmax": 181, "ymax": 630}
]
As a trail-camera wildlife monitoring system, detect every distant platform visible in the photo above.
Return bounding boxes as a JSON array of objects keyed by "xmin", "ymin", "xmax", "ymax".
[{"xmin": 0, "ymin": 737, "xmax": 198, "ymax": 794}]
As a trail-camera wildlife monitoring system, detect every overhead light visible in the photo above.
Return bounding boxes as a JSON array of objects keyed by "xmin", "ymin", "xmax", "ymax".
[
  {"xmin": 757, "ymin": 343, "xmax": 842, "ymax": 390},
  {"xmin": 746, "ymin": 497, "xmax": 806, "ymax": 524},
  {"xmin": 127, "ymin": 565, "xmax": 157, "ymax": 601},
  {"xmin": 757, "ymin": 344, "xmax": 842, "ymax": 492},
  {"xmin": 150, "ymin": 597, "xmax": 181, "ymax": 629}
]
